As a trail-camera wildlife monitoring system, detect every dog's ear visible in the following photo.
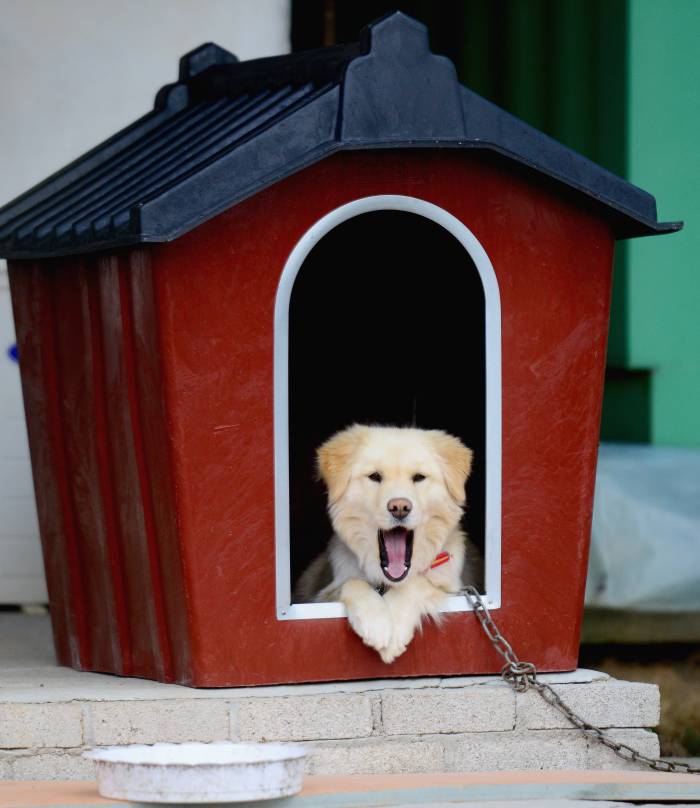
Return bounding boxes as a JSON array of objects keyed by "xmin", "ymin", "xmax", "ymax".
[
  {"xmin": 317, "ymin": 425, "xmax": 368, "ymax": 503},
  {"xmin": 428, "ymin": 431, "xmax": 473, "ymax": 505}
]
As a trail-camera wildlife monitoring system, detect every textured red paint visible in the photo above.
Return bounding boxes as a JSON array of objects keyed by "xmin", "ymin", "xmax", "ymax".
[
  {"xmin": 9, "ymin": 151, "xmax": 614, "ymax": 686},
  {"xmin": 95, "ymin": 254, "xmax": 162, "ymax": 678}
]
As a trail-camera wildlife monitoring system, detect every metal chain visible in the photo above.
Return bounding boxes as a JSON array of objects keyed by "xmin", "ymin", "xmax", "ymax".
[{"xmin": 462, "ymin": 586, "xmax": 700, "ymax": 775}]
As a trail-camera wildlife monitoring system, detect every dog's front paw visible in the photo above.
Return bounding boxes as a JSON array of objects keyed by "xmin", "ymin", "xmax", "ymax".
[
  {"xmin": 379, "ymin": 615, "xmax": 417, "ymax": 663},
  {"xmin": 378, "ymin": 636, "xmax": 408, "ymax": 664},
  {"xmin": 347, "ymin": 601, "xmax": 393, "ymax": 652}
]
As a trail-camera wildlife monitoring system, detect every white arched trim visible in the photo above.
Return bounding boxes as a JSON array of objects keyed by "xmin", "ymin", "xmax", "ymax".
[{"xmin": 274, "ymin": 195, "xmax": 502, "ymax": 620}]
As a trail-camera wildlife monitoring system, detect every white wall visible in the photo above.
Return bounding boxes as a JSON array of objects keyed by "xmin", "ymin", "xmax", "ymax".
[
  {"xmin": 0, "ymin": 0, "xmax": 291, "ymax": 603},
  {"xmin": 0, "ymin": 272, "xmax": 45, "ymax": 603},
  {"xmin": 0, "ymin": 0, "xmax": 291, "ymax": 206}
]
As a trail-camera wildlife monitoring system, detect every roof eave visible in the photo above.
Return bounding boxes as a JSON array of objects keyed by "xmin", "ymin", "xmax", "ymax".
[{"xmin": 0, "ymin": 11, "xmax": 682, "ymax": 259}]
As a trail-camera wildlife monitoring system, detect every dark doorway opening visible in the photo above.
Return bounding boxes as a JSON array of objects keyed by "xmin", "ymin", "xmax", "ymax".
[{"xmin": 288, "ymin": 210, "xmax": 487, "ymax": 594}]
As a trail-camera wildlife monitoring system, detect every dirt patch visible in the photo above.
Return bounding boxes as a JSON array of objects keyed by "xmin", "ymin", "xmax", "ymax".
[{"xmin": 580, "ymin": 644, "xmax": 700, "ymax": 756}]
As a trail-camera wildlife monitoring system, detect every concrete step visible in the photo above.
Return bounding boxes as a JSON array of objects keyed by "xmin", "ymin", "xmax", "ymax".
[{"xmin": 0, "ymin": 614, "xmax": 661, "ymax": 781}]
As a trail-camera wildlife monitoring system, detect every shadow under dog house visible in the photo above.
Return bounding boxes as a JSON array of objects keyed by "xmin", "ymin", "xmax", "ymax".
[{"xmin": 0, "ymin": 12, "xmax": 680, "ymax": 686}]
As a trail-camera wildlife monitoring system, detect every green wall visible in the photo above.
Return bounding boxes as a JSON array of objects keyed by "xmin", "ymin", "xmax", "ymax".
[{"xmin": 621, "ymin": 0, "xmax": 699, "ymax": 446}]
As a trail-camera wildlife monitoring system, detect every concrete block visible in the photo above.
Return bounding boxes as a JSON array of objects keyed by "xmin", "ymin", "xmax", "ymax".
[
  {"xmin": 586, "ymin": 728, "xmax": 661, "ymax": 770},
  {"xmin": 228, "ymin": 701, "xmax": 239, "ymax": 740},
  {"xmin": 0, "ymin": 703, "xmax": 82, "ymax": 748},
  {"xmin": 370, "ymin": 694, "xmax": 382, "ymax": 734},
  {"xmin": 446, "ymin": 730, "xmax": 591, "ymax": 771},
  {"xmin": 9, "ymin": 751, "xmax": 94, "ymax": 780},
  {"xmin": 381, "ymin": 687, "xmax": 514, "ymax": 735},
  {"xmin": 445, "ymin": 727, "xmax": 661, "ymax": 772},
  {"xmin": 306, "ymin": 735, "xmax": 445, "ymax": 775},
  {"xmin": 516, "ymin": 681, "xmax": 660, "ymax": 730},
  {"xmin": 238, "ymin": 694, "xmax": 373, "ymax": 742},
  {"xmin": 87, "ymin": 700, "xmax": 229, "ymax": 745},
  {"xmin": 440, "ymin": 669, "xmax": 609, "ymax": 688},
  {"xmin": 0, "ymin": 754, "xmax": 12, "ymax": 779}
]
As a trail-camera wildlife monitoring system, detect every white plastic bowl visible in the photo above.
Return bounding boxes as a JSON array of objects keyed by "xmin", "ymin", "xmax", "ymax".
[{"xmin": 84, "ymin": 741, "xmax": 308, "ymax": 803}]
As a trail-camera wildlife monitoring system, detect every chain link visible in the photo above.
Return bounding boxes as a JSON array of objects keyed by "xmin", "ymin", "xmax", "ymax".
[{"xmin": 462, "ymin": 586, "xmax": 700, "ymax": 775}]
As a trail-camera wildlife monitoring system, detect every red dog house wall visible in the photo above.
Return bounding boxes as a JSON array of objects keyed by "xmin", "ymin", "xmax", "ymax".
[{"xmin": 0, "ymin": 13, "xmax": 680, "ymax": 686}]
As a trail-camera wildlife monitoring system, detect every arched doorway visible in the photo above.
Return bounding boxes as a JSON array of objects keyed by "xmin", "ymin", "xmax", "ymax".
[{"xmin": 274, "ymin": 196, "xmax": 501, "ymax": 620}]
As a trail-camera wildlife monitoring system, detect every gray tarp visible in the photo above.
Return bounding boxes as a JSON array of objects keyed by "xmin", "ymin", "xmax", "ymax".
[{"xmin": 585, "ymin": 443, "xmax": 700, "ymax": 612}]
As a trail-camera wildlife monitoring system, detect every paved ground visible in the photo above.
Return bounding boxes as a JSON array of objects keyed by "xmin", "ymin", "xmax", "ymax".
[
  {"xmin": 1, "ymin": 612, "xmax": 55, "ymax": 669},
  {"xmin": 2, "ymin": 774, "xmax": 700, "ymax": 807}
]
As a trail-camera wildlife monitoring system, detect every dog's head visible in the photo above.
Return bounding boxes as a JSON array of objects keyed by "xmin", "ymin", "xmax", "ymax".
[{"xmin": 317, "ymin": 425, "xmax": 472, "ymax": 586}]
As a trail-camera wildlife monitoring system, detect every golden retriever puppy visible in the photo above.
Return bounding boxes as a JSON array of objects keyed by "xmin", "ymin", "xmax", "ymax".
[{"xmin": 295, "ymin": 424, "xmax": 481, "ymax": 663}]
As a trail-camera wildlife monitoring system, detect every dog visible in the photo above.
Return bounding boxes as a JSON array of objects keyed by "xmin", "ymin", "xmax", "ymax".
[{"xmin": 294, "ymin": 424, "xmax": 482, "ymax": 663}]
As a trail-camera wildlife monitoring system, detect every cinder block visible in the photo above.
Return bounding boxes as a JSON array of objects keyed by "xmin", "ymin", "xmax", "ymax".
[
  {"xmin": 306, "ymin": 735, "xmax": 445, "ymax": 775},
  {"xmin": 228, "ymin": 701, "xmax": 239, "ymax": 740},
  {"xmin": 88, "ymin": 700, "xmax": 229, "ymax": 745},
  {"xmin": 381, "ymin": 687, "xmax": 514, "ymax": 735},
  {"xmin": 10, "ymin": 751, "xmax": 94, "ymax": 780},
  {"xmin": 238, "ymin": 694, "xmax": 373, "ymax": 742},
  {"xmin": 445, "ymin": 727, "xmax": 661, "ymax": 772},
  {"xmin": 0, "ymin": 754, "xmax": 12, "ymax": 779},
  {"xmin": 586, "ymin": 728, "xmax": 661, "ymax": 770},
  {"xmin": 446, "ymin": 730, "xmax": 591, "ymax": 771},
  {"xmin": 370, "ymin": 694, "xmax": 382, "ymax": 735},
  {"xmin": 0, "ymin": 703, "xmax": 82, "ymax": 748},
  {"xmin": 516, "ymin": 681, "xmax": 660, "ymax": 730}
]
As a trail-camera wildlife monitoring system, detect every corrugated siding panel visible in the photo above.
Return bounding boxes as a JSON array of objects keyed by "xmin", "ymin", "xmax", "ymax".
[{"xmin": 8, "ymin": 252, "xmax": 192, "ymax": 682}]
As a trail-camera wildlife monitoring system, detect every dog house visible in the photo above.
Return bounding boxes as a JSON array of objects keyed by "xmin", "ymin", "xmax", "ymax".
[{"xmin": 0, "ymin": 13, "xmax": 680, "ymax": 686}]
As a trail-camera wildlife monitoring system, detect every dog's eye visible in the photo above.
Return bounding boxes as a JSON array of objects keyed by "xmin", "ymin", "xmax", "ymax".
[
  {"xmin": 412, "ymin": 473, "xmax": 426, "ymax": 483},
  {"xmin": 368, "ymin": 472, "xmax": 382, "ymax": 483}
]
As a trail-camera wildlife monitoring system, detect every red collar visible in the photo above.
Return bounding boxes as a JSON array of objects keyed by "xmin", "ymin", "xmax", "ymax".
[{"xmin": 429, "ymin": 551, "xmax": 451, "ymax": 570}]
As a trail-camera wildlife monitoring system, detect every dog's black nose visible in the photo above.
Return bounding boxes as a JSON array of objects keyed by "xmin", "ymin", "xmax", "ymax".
[{"xmin": 387, "ymin": 498, "xmax": 412, "ymax": 520}]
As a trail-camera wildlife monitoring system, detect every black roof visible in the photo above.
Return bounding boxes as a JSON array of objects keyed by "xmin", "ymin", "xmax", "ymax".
[{"xmin": 0, "ymin": 12, "xmax": 681, "ymax": 259}]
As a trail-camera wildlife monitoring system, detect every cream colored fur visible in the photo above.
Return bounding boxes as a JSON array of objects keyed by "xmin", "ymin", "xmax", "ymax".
[{"xmin": 295, "ymin": 425, "xmax": 480, "ymax": 664}]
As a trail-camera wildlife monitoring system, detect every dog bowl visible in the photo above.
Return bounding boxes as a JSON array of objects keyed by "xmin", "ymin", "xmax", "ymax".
[{"xmin": 84, "ymin": 741, "xmax": 308, "ymax": 803}]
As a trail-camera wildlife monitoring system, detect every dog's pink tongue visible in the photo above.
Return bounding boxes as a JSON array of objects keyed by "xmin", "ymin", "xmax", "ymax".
[{"xmin": 384, "ymin": 529, "xmax": 408, "ymax": 578}]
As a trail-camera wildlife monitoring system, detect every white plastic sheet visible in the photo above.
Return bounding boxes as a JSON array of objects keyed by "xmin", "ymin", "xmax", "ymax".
[{"xmin": 585, "ymin": 443, "xmax": 700, "ymax": 612}]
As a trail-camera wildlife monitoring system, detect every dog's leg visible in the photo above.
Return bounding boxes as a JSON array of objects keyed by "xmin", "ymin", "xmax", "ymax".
[
  {"xmin": 380, "ymin": 577, "xmax": 448, "ymax": 664},
  {"xmin": 340, "ymin": 579, "xmax": 393, "ymax": 654}
]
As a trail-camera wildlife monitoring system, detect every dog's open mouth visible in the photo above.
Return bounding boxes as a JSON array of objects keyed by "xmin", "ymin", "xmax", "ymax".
[{"xmin": 378, "ymin": 527, "xmax": 414, "ymax": 582}]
